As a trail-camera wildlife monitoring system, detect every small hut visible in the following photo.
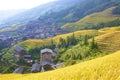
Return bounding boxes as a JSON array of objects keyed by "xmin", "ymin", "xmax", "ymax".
[
  {"xmin": 13, "ymin": 45, "xmax": 26, "ymax": 58},
  {"xmin": 40, "ymin": 48, "xmax": 55, "ymax": 71},
  {"xmin": 14, "ymin": 67, "xmax": 24, "ymax": 74},
  {"xmin": 31, "ymin": 60, "xmax": 40, "ymax": 73}
]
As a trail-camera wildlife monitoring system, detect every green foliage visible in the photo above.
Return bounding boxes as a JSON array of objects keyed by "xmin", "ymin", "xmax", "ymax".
[
  {"xmin": 53, "ymin": 34, "xmax": 99, "ymax": 65},
  {"xmin": 58, "ymin": 33, "xmax": 78, "ymax": 49},
  {"xmin": 89, "ymin": 37, "xmax": 98, "ymax": 49},
  {"xmin": 84, "ymin": 35, "xmax": 89, "ymax": 45}
]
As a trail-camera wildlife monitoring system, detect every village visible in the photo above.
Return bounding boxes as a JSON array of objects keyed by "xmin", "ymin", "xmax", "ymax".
[
  {"xmin": 0, "ymin": 24, "xmax": 67, "ymax": 50},
  {"xmin": 13, "ymin": 45, "xmax": 62, "ymax": 74}
]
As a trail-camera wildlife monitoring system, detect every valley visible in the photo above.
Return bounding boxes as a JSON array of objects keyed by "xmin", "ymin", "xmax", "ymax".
[{"xmin": 0, "ymin": 0, "xmax": 120, "ymax": 80}]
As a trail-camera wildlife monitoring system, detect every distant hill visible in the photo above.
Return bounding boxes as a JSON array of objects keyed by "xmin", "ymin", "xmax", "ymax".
[
  {"xmin": 0, "ymin": 9, "xmax": 25, "ymax": 24},
  {"xmin": 62, "ymin": 7, "xmax": 120, "ymax": 31},
  {"xmin": 1, "ymin": 0, "xmax": 120, "ymax": 35},
  {"xmin": 37, "ymin": 0, "xmax": 120, "ymax": 29},
  {"xmin": 1, "ymin": 0, "xmax": 84, "ymax": 27},
  {"xmin": 0, "ymin": 50, "xmax": 120, "ymax": 80}
]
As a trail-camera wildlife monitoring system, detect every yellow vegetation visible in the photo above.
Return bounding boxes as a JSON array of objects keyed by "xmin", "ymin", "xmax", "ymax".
[
  {"xmin": 96, "ymin": 31, "xmax": 120, "ymax": 53},
  {"xmin": 0, "ymin": 50, "xmax": 120, "ymax": 80}
]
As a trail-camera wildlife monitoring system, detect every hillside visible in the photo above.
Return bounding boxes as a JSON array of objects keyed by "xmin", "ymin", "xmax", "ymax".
[
  {"xmin": 1, "ymin": 0, "xmax": 120, "ymax": 34},
  {"xmin": 1, "ymin": 0, "xmax": 120, "ymax": 76},
  {"xmin": 19, "ymin": 30, "xmax": 99, "ymax": 50},
  {"xmin": 19, "ymin": 26, "xmax": 120, "ymax": 53},
  {"xmin": 1, "ymin": 0, "xmax": 83, "ymax": 27},
  {"xmin": 1, "ymin": 26, "xmax": 120, "ymax": 74},
  {"xmin": 96, "ymin": 27, "xmax": 120, "ymax": 53},
  {"xmin": 62, "ymin": 7, "xmax": 120, "ymax": 31},
  {"xmin": 0, "ymin": 50, "xmax": 120, "ymax": 80}
]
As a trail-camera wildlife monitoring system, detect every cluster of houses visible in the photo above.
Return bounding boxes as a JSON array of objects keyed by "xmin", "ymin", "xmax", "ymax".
[
  {"xmin": 0, "ymin": 26, "xmax": 67, "ymax": 51},
  {"xmin": 13, "ymin": 45, "xmax": 59, "ymax": 74}
]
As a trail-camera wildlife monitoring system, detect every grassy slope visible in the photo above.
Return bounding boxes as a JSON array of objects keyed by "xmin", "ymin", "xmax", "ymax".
[
  {"xmin": 96, "ymin": 32, "xmax": 120, "ymax": 53},
  {"xmin": 0, "ymin": 50, "xmax": 120, "ymax": 80},
  {"xmin": 19, "ymin": 26, "xmax": 120, "ymax": 53},
  {"xmin": 62, "ymin": 7, "xmax": 120, "ymax": 32},
  {"xmin": 19, "ymin": 30, "xmax": 99, "ymax": 50}
]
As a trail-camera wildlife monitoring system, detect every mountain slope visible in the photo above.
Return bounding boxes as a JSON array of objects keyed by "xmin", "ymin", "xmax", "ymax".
[
  {"xmin": 62, "ymin": 7, "xmax": 120, "ymax": 31},
  {"xmin": 2, "ymin": 0, "xmax": 120, "ymax": 32},
  {"xmin": 2, "ymin": 0, "xmax": 84, "ymax": 26},
  {"xmin": 0, "ymin": 50, "xmax": 120, "ymax": 80},
  {"xmin": 0, "ymin": 9, "xmax": 25, "ymax": 24},
  {"xmin": 38, "ymin": 0, "xmax": 120, "ymax": 28},
  {"xmin": 1, "ymin": 0, "xmax": 120, "ymax": 38}
]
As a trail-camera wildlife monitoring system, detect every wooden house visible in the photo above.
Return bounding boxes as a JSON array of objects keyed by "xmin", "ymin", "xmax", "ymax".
[
  {"xmin": 40, "ymin": 48, "xmax": 55, "ymax": 71},
  {"xmin": 13, "ymin": 45, "xmax": 26, "ymax": 58}
]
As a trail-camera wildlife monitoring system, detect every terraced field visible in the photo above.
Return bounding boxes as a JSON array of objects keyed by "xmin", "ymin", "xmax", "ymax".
[
  {"xmin": 62, "ymin": 7, "xmax": 120, "ymax": 31},
  {"xmin": 0, "ymin": 50, "xmax": 120, "ymax": 80}
]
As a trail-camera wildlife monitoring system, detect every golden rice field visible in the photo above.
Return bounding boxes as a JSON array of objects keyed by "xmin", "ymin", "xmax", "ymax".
[
  {"xmin": 96, "ymin": 31, "xmax": 120, "ymax": 53},
  {"xmin": 0, "ymin": 50, "xmax": 120, "ymax": 80}
]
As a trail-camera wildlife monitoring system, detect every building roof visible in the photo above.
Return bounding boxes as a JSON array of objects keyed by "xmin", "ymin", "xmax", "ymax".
[
  {"xmin": 41, "ymin": 48, "xmax": 54, "ymax": 54},
  {"xmin": 14, "ymin": 45, "xmax": 25, "ymax": 52}
]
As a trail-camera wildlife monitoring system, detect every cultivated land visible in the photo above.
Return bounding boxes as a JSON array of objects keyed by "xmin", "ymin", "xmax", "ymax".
[{"xmin": 0, "ymin": 50, "xmax": 120, "ymax": 80}]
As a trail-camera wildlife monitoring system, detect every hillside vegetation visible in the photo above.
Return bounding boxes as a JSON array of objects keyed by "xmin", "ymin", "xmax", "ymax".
[
  {"xmin": 0, "ymin": 50, "xmax": 120, "ymax": 80},
  {"xmin": 1, "ymin": 27, "xmax": 120, "ymax": 73},
  {"xmin": 19, "ymin": 26, "xmax": 120, "ymax": 53},
  {"xmin": 19, "ymin": 30, "xmax": 99, "ymax": 50},
  {"xmin": 62, "ymin": 7, "xmax": 120, "ymax": 31}
]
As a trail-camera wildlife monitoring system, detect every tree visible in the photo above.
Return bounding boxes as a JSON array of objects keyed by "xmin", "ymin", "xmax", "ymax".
[
  {"xmin": 84, "ymin": 35, "xmax": 88, "ymax": 45},
  {"xmin": 89, "ymin": 37, "xmax": 98, "ymax": 49},
  {"xmin": 71, "ymin": 33, "xmax": 77, "ymax": 45},
  {"xmin": 50, "ymin": 39, "xmax": 56, "ymax": 49},
  {"xmin": 58, "ymin": 37, "xmax": 67, "ymax": 48}
]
